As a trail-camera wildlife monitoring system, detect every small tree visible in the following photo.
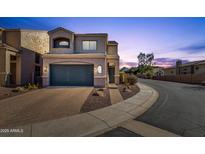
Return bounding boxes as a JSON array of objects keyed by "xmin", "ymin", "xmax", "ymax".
[
  {"xmin": 146, "ymin": 53, "xmax": 154, "ymax": 66},
  {"xmin": 137, "ymin": 52, "xmax": 146, "ymax": 68},
  {"xmin": 137, "ymin": 52, "xmax": 154, "ymax": 74}
]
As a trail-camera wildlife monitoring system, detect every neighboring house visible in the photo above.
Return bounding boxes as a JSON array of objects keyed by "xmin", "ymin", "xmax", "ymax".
[
  {"xmin": 178, "ymin": 60, "xmax": 205, "ymax": 75},
  {"xmin": 163, "ymin": 67, "xmax": 176, "ymax": 76},
  {"xmin": 159, "ymin": 60, "xmax": 205, "ymax": 84},
  {"xmin": 153, "ymin": 66, "xmax": 164, "ymax": 76},
  {"xmin": 163, "ymin": 60, "xmax": 205, "ymax": 76},
  {"xmin": 0, "ymin": 27, "xmax": 119, "ymax": 87},
  {"xmin": 42, "ymin": 27, "xmax": 119, "ymax": 87},
  {"xmin": 194, "ymin": 61, "xmax": 205, "ymax": 75},
  {"xmin": 0, "ymin": 27, "xmax": 48, "ymax": 86}
]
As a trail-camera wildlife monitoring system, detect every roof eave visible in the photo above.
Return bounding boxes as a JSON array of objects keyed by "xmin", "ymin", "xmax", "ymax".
[{"xmin": 48, "ymin": 27, "xmax": 74, "ymax": 34}]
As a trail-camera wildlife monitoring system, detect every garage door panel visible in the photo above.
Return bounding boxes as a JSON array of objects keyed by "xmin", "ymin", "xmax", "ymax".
[
  {"xmin": 51, "ymin": 65, "xmax": 66, "ymax": 85},
  {"xmin": 50, "ymin": 64, "xmax": 94, "ymax": 86}
]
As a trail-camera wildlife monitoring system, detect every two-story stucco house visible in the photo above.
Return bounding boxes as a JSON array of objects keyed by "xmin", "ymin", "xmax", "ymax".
[
  {"xmin": 0, "ymin": 27, "xmax": 119, "ymax": 88},
  {"xmin": 42, "ymin": 27, "xmax": 119, "ymax": 87},
  {"xmin": 0, "ymin": 27, "xmax": 49, "ymax": 86}
]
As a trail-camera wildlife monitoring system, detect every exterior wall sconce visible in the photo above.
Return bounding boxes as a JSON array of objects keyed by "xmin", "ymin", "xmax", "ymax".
[
  {"xmin": 97, "ymin": 65, "xmax": 103, "ymax": 74},
  {"xmin": 44, "ymin": 66, "xmax": 48, "ymax": 73}
]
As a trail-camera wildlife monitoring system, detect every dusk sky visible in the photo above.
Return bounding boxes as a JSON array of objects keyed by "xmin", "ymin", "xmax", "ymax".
[{"xmin": 1, "ymin": 17, "xmax": 205, "ymax": 68}]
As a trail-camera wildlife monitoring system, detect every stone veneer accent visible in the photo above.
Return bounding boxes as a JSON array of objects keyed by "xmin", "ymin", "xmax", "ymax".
[{"xmin": 21, "ymin": 31, "xmax": 49, "ymax": 54}]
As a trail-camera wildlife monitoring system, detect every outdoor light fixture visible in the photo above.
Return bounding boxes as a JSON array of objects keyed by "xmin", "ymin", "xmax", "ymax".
[
  {"xmin": 43, "ymin": 66, "xmax": 48, "ymax": 73},
  {"xmin": 97, "ymin": 65, "xmax": 102, "ymax": 74}
]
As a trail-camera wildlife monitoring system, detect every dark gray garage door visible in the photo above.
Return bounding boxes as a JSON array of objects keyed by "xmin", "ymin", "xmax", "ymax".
[{"xmin": 50, "ymin": 64, "xmax": 94, "ymax": 86}]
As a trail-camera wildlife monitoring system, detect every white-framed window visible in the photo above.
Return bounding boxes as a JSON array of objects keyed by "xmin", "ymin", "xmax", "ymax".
[
  {"xmin": 82, "ymin": 41, "xmax": 97, "ymax": 50},
  {"xmin": 53, "ymin": 38, "xmax": 70, "ymax": 48},
  {"xmin": 59, "ymin": 41, "xmax": 69, "ymax": 46}
]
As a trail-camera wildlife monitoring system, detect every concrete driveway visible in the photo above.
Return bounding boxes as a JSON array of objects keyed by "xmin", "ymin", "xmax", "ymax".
[
  {"xmin": 137, "ymin": 79, "xmax": 205, "ymax": 136},
  {"xmin": 0, "ymin": 87, "xmax": 93, "ymax": 128}
]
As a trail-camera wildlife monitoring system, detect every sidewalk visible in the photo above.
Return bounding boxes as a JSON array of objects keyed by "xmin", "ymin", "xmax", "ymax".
[
  {"xmin": 1, "ymin": 83, "xmax": 159, "ymax": 137},
  {"xmin": 120, "ymin": 120, "xmax": 178, "ymax": 137},
  {"xmin": 109, "ymin": 89, "xmax": 123, "ymax": 104}
]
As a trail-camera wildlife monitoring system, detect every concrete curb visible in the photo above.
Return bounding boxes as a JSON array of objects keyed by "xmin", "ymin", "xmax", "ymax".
[
  {"xmin": 120, "ymin": 120, "xmax": 179, "ymax": 137},
  {"xmin": 1, "ymin": 83, "xmax": 159, "ymax": 137}
]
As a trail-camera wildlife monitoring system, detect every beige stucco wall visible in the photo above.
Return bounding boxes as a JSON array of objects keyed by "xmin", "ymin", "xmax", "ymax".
[
  {"xmin": 3, "ymin": 30, "xmax": 48, "ymax": 85},
  {"xmin": 42, "ymin": 54, "xmax": 106, "ymax": 87},
  {"xmin": 0, "ymin": 48, "xmax": 21, "ymax": 86},
  {"xmin": 5, "ymin": 31, "xmax": 21, "ymax": 49},
  {"xmin": 6, "ymin": 50, "xmax": 21, "ymax": 85},
  {"xmin": 106, "ymin": 55, "xmax": 120, "ymax": 85},
  {"xmin": 107, "ymin": 45, "xmax": 118, "ymax": 55},
  {"xmin": 20, "ymin": 49, "xmax": 36, "ymax": 85},
  {"xmin": 106, "ymin": 44, "xmax": 119, "ymax": 85},
  {"xmin": 74, "ymin": 35, "xmax": 107, "ymax": 54},
  {"xmin": 195, "ymin": 64, "xmax": 205, "ymax": 75},
  {"xmin": 0, "ymin": 48, "xmax": 6, "ymax": 86},
  {"xmin": 18, "ymin": 31, "xmax": 47, "ymax": 85},
  {"xmin": 0, "ymin": 30, "xmax": 3, "ymax": 43},
  {"xmin": 179, "ymin": 66, "xmax": 192, "ymax": 74},
  {"xmin": 164, "ymin": 68, "xmax": 176, "ymax": 76},
  {"xmin": 49, "ymin": 29, "xmax": 74, "ymax": 54}
]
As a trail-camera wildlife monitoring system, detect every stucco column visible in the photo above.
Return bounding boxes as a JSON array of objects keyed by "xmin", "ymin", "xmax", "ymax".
[
  {"xmin": 42, "ymin": 58, "xmax": 49, "ymax": 87},
  {"xmin": 16, "ymin": 54, "xmax": 21, "ymax": 85},
  {"xmin": 0, "ymin": 49, "xmax": 6, "ymax": 86},
  {"xmin": 114, "ymin": 59, "xmax": 119, "ymax": 84}
]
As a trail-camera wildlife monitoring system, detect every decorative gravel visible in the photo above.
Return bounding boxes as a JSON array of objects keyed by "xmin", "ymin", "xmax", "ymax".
[
  {"xmin": 118, "ymin": 84, "xmax": 140, "ymax": 100},
  {"xmin": 80, "ymin": 88, "xmax": 111, "ymax": 113},
  {"xmin": 0, "ymin": 87, "xmax": 28, "ymax": 100}
]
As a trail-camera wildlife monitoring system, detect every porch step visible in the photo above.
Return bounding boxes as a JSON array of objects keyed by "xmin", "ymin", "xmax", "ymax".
[
  {"xmin": 109, "ymin": 88, "xmax": 123, "ymax": 104},
  {"xmin": 108, "ymin": 84, "xmax": 118, "ymax": 89}
]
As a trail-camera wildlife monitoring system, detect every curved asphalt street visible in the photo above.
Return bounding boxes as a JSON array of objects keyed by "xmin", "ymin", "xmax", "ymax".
[{"xmin": 137, "ymin": 79, "xmax": 205, "ymax": 136}]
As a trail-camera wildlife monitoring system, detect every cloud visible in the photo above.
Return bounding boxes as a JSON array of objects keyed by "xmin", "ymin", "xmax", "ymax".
[
  {"xmin": 153, "ymin": 58, "xmax": 189, "ymax": 68},
  {"xmin": 120, "ymin": 60, "xmax": 138, "ymax": 68},
  {"xmin": 120, "ymin": 58, "xmax": 190, "ymax": 68},
  {"xmin": 178, "ymin": 41, "xmax": 205, "ymax": 53}
]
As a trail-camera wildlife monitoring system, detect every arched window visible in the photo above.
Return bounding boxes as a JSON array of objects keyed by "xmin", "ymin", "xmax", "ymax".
[{"xmin": 53, "ymin": 38, "xmax": 70, "ymax": 48}]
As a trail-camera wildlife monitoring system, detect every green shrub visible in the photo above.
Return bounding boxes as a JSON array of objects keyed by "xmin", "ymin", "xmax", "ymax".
[
  {"xmin": 146, "ymin": 71, "xmax": 153, "ymax": 79},
  {"xmin": 12, "ymin": 87, "xmax": 25, "ymax": 92},
  {"xmin": 24, "ymin": 83, "xmax": 39, "ymax": 90},
  {"xmin": 120, "ymin": 72, "xmax": 129, "ymax": 84},
  {"xmin": 127, "ymin": 75, "xmax": 138, "ymax": 85}
]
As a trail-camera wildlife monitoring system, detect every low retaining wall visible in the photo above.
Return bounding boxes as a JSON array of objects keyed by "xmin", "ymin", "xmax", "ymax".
[{"xmin": 154, "ymin": 74, "xmax": 205, "ymax": 84}]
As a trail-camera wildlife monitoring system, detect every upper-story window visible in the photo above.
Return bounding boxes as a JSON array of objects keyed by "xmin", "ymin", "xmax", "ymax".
[
  {"xmin": 54, "ymin": 38, "xmax": 70, "ymax": 48},
  {"xmin": 82, "ymin": 41, "xmax": 97, "ymax": 50}
]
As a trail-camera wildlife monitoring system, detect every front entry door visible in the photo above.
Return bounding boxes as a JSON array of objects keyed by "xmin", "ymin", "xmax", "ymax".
[
  {"xmin": 108, "ymin": 67, "xmax": 115, "ymax": 83},
  {"xmin": 10, "ymin": 63, "xmax": 16, "ymax": 85}
]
